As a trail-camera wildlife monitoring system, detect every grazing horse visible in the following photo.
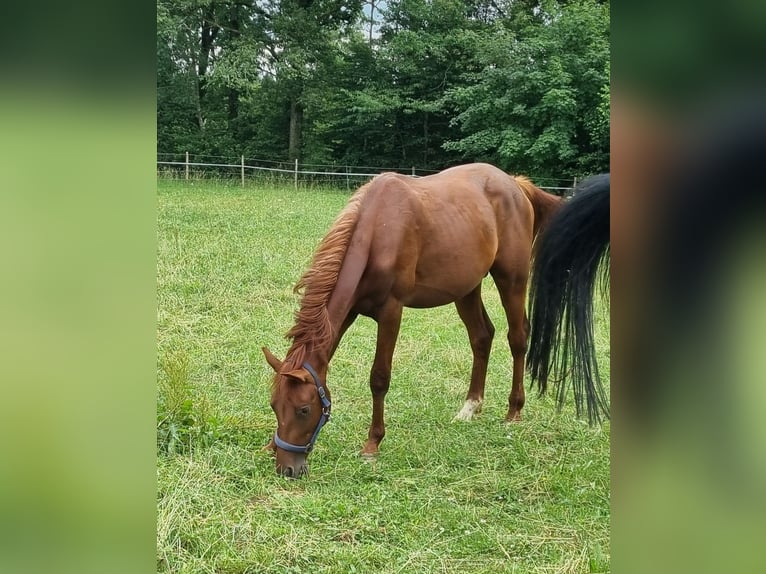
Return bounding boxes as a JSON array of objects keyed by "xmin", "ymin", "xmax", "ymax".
[
  {"xmin": 527, "ymin": 174, "xmax": 611, "ymax": 424},
  {"xmin": 263, "ymin": 162, "xmax": 562, "ymax": 477}
]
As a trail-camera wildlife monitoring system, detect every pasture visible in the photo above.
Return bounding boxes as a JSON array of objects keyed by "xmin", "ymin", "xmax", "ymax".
[{"xmin": 156, "ymin": 180, "xmax": 610, "ymax": 573}]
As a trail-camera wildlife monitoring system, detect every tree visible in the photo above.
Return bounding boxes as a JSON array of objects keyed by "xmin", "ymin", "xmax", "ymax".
[
  {"xmin": 443, "ymin": 0, "xmax": 610, "ymax": 180},
  {"xmin": 157, "ymin": 0, "xmax": 246, "ymax": 155},
  {"xmin": 157, "ymin": 0, "xmax": 362, "ymax": 161},
  {"xmin": 156, "ymin": 0, "xmax": 610, "ymax": 180},
  {"xmin": 320, "ymin": 0, "xmax": 487, "ymax": 169}
]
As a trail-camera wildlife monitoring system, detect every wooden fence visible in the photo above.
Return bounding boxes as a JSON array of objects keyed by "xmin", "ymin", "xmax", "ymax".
[{"xmin": 156, "ymin": 153, "xmax": 575, "ymax": 193}]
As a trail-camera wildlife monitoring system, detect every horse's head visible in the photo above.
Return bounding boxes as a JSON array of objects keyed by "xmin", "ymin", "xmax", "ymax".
[{"xmin": 262, "ymin": 347, "xmax": 331, "ymax": 478}]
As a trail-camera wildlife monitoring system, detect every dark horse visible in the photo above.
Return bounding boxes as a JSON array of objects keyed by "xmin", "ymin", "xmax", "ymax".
[
  {"xmin": 527, "ymin": 173, "xmax": 611, "ymax": 425},
  {"xmin": 263, "ymin": 163, "xmax": 563, "ymax": 477}
]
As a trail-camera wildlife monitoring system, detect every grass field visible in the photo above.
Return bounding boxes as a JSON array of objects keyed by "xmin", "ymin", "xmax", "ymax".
[{"xmin": 156, "ymin": 180, "xmax": 610, "ymax": 573}]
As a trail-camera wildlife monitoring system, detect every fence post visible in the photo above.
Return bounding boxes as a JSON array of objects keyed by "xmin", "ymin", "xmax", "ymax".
[
  {"xmin": 185, "ymin": 151, "xmax": 189, "ymax": 181},
  {"xmin": 412, "ymin": 166, "xmax": 415, "ymax": 177},
  {"xmin": 241, "ymin": 155, "xmax": 245, "ymax": 187},
  {"xmin": 294, "ymin": 158, "xmax": 298, "ymax": 190}
]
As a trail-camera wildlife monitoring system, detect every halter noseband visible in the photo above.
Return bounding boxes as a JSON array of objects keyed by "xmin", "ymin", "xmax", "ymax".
[{"xmin": 273, "ymin": 362, "xmax": 331, "ymax": 454}]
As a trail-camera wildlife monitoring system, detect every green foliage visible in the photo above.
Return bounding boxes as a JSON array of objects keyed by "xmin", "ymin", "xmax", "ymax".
[
  {"xmin": 157, "ymin": 1, "xmax": 610, "ymax": 177},
  {"xmin": 444, "ymin": 1, "xmax": 610, "ymax": 180}
]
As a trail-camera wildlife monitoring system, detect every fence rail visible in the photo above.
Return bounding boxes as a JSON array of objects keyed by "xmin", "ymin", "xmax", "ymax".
[{"xmin": 156, "ymin": 153, "xmax": 575, "ymax": 193}]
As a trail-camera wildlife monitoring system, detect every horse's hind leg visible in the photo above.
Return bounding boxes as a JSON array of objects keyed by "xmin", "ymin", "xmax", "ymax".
[
  {"xmin": 361, "ymin": 299, "xmax": 403, "ymax": 457},
  {"xmin": 453, "ymin": 284, "xmax": 495, "ymax": 421},
  {"xmin": 491, "ymin": 267, "xmax": 530, "ymax": 422}
]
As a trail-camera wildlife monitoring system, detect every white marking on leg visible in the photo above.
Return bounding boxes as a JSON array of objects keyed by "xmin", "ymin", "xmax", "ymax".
[{"xmin": 453, "ymin": 399, "xmax": 483, "ymax": 421}]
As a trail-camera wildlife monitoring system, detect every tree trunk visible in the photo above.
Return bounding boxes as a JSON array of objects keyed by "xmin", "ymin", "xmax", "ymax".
[
  {"xmin": 228, "ymin": 90, "xmax": 239, "ymax": 124},
  {"xmin": 196, "ymin": 5, "xmax": 219, "ymax": 131},
  {"xmin": 227, "ymin": 5, "xmax": 240, "ymax": 126},
  {"xmin": 289, "ymin": 97, "xmax": 303, "ymax": 162},
  {"xmin": 368, "ymin": 0, "xmax": 376, "ymax": 45}
]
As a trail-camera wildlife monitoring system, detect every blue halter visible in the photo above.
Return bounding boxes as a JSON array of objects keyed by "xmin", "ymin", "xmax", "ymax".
[{"xmin": 273, "ymin": 362, "xmax": 331, "ymax": 454}]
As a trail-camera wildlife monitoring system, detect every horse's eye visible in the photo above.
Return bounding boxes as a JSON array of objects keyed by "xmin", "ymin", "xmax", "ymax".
[{"xmin": 297, "ymin": 405, "xmax": 311, "ymax": 417}]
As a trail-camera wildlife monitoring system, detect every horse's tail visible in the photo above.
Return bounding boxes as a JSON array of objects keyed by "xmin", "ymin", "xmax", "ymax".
[
  {"xmin": 514, "ymin": 175, "xmax": 564, "ymax": 238},
  {"xmin": 526, "ymin": 174, "xmax": 611, "ymax": 424}
]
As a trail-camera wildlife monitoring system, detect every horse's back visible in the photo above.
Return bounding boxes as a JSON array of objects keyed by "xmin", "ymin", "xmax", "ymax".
[
  {"xmin": 351, "ymin": 164, "xmax": 533, "ymax": 308},
  {"xmin": 361, "ymin": 166, "xmax": 504, "ymax": 252},
  {"xmin": 420, "ymin": 163, "xmax": 533, "ymax": 220}
]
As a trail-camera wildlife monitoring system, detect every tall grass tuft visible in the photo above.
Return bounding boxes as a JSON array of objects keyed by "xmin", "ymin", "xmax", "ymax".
[{"xmin": 157, "ymin": 350, "xmax": 217, "ymax": 455}]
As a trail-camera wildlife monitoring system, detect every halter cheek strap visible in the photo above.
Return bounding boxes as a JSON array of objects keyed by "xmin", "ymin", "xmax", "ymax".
[{"xmin": 273, "ymin": 362, "xmax": 331, "ymax": 454}]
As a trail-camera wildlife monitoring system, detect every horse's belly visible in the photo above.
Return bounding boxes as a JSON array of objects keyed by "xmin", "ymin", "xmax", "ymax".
[
  {"xmin": 401, "ymin": 252, "xmax": 493, "ymax": 307},
  {"xmin": 402, "ymin": 284, "xmax": 475, "ymax": 308}
]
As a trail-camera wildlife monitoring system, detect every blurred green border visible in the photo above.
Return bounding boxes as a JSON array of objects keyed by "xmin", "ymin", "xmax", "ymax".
[{"xmin": 0, "ymin": 2, "xmax": 157, "ymax": 572}]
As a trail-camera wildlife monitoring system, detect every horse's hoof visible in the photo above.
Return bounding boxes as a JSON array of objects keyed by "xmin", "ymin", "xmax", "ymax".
[
  {"xmin": 453, "ymin": 399, "xmax": 483, "ymax": 421},
  {"xmin": 360, "ymin": 451, "xmax": 377, "ymax": 461},
  {"xmin": 504, "ymin": 412, "xmax": 522, "ymax": 423},
  {"xmin": 360, "ymin": 442, "xmax": 379, "ymax": 458},
  {"xmin": 359, "ymin": 450, "xmax": 379, "ymax": 464}
]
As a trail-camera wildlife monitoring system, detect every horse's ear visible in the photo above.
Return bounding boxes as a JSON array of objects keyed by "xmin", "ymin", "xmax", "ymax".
[
  {"xmin": 262, "ymin": 347, "xmax": 283, "ymax": 373},
  {"xmin": 280, "ymin": 368, "xmax": 310, "ymax": 383}
]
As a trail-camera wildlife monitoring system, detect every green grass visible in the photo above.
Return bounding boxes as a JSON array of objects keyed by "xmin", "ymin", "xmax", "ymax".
[{"xmin": 157, "ymin": 179, "xmax": 610, "ymax": 573}]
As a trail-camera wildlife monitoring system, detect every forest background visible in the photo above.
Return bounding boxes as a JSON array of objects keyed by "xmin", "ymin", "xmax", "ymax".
[{"xmin": 157, "ymin": 0, "xmax": 609, "ymax": 184}]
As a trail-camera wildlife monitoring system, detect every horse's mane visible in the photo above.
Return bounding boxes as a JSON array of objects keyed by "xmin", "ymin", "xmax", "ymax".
[{"xmin": 279, "ymin": 181, "xmax": 373, "ymax": 375}]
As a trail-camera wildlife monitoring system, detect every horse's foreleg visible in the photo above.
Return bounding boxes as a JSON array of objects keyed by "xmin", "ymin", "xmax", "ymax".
[
  {"xmin": 453, "ymin": 285, "xmax": 495, "ymax": 421},
  {"xmin": 361, "ymin": 300, "xmax": 403, "ymax": 456}
]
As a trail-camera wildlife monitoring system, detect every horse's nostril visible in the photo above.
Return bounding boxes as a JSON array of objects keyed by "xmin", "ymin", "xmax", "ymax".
[{"xmin": 283, "ymin": 466, "xmax": 295, "ymax": 478}]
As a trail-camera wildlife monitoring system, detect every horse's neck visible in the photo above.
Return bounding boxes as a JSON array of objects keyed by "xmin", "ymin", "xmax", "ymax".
[
  {"xmin": 294, "ymin": 224, "xmax": 370, "ymax": 369},
  {"xmin": 324, "ymin": 238, "xmax": 370, "ymax": 349}
]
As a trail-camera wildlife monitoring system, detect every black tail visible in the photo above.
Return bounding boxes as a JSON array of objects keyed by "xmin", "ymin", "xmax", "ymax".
[{"xmin": 527, "ymin": 174, "xmax": 611, "ymax": 424}]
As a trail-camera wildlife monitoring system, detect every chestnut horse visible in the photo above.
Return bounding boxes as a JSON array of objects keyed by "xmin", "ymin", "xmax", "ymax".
[{"xmin": 263, "ymin": 163, "xmax": 562, "ymax": 477}]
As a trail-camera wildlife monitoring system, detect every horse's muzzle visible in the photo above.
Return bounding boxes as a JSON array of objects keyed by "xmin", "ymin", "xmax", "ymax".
[
  {"xmin": 277, "ymin": 463, "xmax": 308, "ymax": 479},
  {"xmin": 275, "ymin": 449, "xmax": 309, "ymax": 478}
]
